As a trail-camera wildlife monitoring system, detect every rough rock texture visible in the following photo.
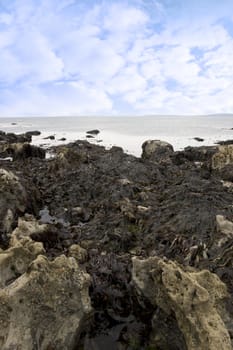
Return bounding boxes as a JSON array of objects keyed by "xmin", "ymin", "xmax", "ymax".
[
  {"xmin": 0, "ymin": 236, "xmax": 44, "ymax": 288},
  {"xmin": 0, "ymin": 137, "xmax": 233, "ymax": 348},
  {"xmin": 141, "ymin": 139, "xmax": 174, "ymax": 162},
  {"xmin": 0, "ymin": 169, "xmax": 29, "ymax": 234},
  {"xmin": 212, "ymin": 145, "xmax": 233, "ymax": 169},
  {"xmin": 132, "ymin": 256, "xmax": 232, "ymax": 350},
  {"xmin": 0, "ymin": 253, "xmax": 92, "ymax": 350}
]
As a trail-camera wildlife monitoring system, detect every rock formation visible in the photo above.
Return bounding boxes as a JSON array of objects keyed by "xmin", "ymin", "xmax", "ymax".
[
  {"xmin": 132, "ymin": 256, "xmax": 232, "ymax": 350},
  {"xmin": 0, "ymin": 242, "xmax": 92, "ymax": 349}
]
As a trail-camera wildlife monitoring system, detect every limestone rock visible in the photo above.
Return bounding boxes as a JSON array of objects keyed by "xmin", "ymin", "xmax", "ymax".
[
  {"xmin": 132, "ymin": 256, "xmax": 231, "ymax": 350},
  {"xmin": 141, "ymin": 139, "xmax": 174, "ymax": 162},
  {"xmin": 68, "ymin": 244, "xmax": 88, "ymax": 263},
  {"xmin": 0, "ymin": 169, "xmax": 28, "ymax": 233},
  {"xmin": 212, "ymin": 145, "xmax": 233, "ymax": 169},
  {"xmin": 0, "ymin": 236, "xmax": 44, "ymax": 288},
  {"xmin": 0, "ymin": 254, "xmax": 92, "ymax": 350},
  {"xmin": 12, "ymin": 214, "xmax": 49, "ymax": 240}
]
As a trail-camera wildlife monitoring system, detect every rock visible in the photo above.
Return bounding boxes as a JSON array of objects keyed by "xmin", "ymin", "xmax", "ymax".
[
  {"xmin": 0, "ymin": 169, "xmax": 28, "ymax": 234},
  {"xmin": 12, "ymin": 143, "xmax": 46, "ymax": 160},
  {"xmin": 132, "ymin": 256, "xmax": 232, "ymax": 350},
  {"xmin": 11, "ymin": 122, "xmax": 17, "ymax": 125},
  {"xmin": 217, "ymin": 164, "xmax": 233, "ymax": 182},
  {"xmin": 141, "ymin": 140, "xmax": 174, "ymax": 162},
  {"xmin": 216, "ymin": 215, "xmax": 233, "ymax": 236},
  {"xmin": 12, "ymin": 215, "xmax": 49, "ymax": 240},
  {"xmin": 25, "ymin": 130, "xmax": 41, "ymax": 136},
  {"xmin": 194, "ymin": 137, "xmax": 204, "ymax": 142},
  {"xmin": 59, "ymin": 137, "xmax": 66, "ymax": 141},
  {"xmin": 86, "ymin": 129, "xmax": 100, "ymax": 135},
  {"xmin": 0, "ymin": 254, "xmax": 92, "ymax": 350},
  {"xmin": 212, "ymin": 145, "xmax": 233, "ymax": 169},
  {"xmin": 68, "ymin": 244, "xmax": 88, "ymax": 263},
  {"xmin": 216, "ymin": 140, "xmax": 233, "ymax": 145},
  {"xmin": 0, "ymin": 132, "xmax": 31, "ymax": 144},
  {"xmin": 44, "ymin": 135, "xmax": 55, "ymax": 140},
  {"xmin": 86, "ymin": 135, "xmax": 94, "ymax": 138},
  {"xmin": 0, "ymin": 236, "xmax": 44, "ymax": 287}
]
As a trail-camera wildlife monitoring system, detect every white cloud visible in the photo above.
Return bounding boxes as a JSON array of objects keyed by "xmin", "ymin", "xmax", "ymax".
[{"xmin": 0, "ymin": 0, "xmax": 233, "ymax": 115}]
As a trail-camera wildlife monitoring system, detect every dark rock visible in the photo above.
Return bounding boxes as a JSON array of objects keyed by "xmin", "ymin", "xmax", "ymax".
[
  {"xmin": 194, "ymin": 137, "xmax": 204, "ymax": 142},
  {"xmin": 86, "ymin": 135, "xmax": 94, "ymax": 139},
  {"xmin": 216, "ymin": 140, "xmax": 233, "ymax": 145},
  {"xmin": 25, "ymin": 130, "xmax": 41, "ymax": 137},
  {"xmin": 86, "ymin": 129, "xmax": 100, "ymax": 135},
  {"xmin": 43, "ymin": 135, "xmax": 55, "ymax": 140},
  {"xmin": 11, "ymin": 123, "xmax": 17, "ymax": 125},
  {"xmin": 141, "ymin": 139, "xmax": 174, "ymax": 162},
  {"xmin": 12, "ymin": 144, "xmax": 46, "ymax": 161},
  {"xmin": 59, "ymin": 137, "xmax": 66, "ymax": 141}
]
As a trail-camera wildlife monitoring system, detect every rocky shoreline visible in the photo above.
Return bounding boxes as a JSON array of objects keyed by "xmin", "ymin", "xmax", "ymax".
[{"xmin": 0, "ymin": 131, "xmax": 233, "ymax": 349}]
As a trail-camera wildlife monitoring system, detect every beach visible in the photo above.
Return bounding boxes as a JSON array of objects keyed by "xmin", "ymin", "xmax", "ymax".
[{"xmin": 0, "ymin": 115, "xmax": 233, "ymax": 156}]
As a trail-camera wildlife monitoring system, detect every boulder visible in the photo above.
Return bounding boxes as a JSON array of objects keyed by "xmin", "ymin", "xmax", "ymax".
[
  {"xmin": 12, "ymin": 143, "xmax": 46, "ymax": 160},
  {"xmin": 141, "ymin": 140, "xmax": 174, "ymax": 162},
  {"xmin": 0, "ymin": 253, "xmax": 92, "ymax": 350},
  {"xmin": 132, "ymin": 256, "xmax": 232, "ymax": 350}
]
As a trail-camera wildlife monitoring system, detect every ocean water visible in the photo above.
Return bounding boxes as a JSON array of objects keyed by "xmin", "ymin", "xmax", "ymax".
[{"xmin": 0, "ymin": 115, "xmax": 233, "ymax": 156}]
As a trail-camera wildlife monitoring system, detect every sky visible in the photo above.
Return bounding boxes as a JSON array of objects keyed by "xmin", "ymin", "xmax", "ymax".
[{"xmin": 0, "ymin": 0, "xmax": 233, "ymax": 116}]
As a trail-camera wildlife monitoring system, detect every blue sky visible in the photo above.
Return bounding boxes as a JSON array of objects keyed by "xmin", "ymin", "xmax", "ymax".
[{"xmin": 0, "ymin": 0, "xmax": 233, "ymax": 116}]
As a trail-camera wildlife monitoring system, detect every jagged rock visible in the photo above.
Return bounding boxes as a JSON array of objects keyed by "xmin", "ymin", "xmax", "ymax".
[
  {"xmin": 132, "ymin": 256, "xmax": 232, "ymax": 350},
  {"xmin": 0, "ymin": 169, "xmax": 28, "ymax": 234},
  {"xmin": 141, "ymin": 139, "xmax": 174, "ymax": 162},
  {"xmin": 68, "ymin": 244, "xmax": 88, "ymax": 263},
  {"xmin": 0, "ymin": 236, "xmax": 44, "ymax": 287},
  {"xmin": 0, "ymin": 254, "xmax": 92, "ymax": 350},
  {"xmin": 212, "ymin": 145, "xmax": 233, "ymax": 169},
  {"xmin": 12, "ymin": 214, "xmax": 49, "ymax": 240}
]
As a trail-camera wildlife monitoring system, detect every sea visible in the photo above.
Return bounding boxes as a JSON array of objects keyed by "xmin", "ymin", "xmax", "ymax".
[{"xmin": 0, "ymin": 115, "xmax": 233, "ymax": 156}]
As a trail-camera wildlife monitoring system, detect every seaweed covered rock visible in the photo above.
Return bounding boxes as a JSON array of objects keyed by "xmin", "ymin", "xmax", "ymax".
[
  {"xmin": 141, "ymin": 139, "xmax": 174, "ymax": 162},
  {"xmin": 0, "ymin": 254, "xmax": 92, "ymax": 350},
  {"xmin": 132, "ymin": 256, "xmax": 232, "ymax": 350}
]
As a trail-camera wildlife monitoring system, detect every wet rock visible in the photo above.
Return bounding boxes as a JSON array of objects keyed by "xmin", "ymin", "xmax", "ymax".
[
  {"xmin": 194, "ymin": 137, "xmax": 204, "ymax": 142},
  {"xmin": 86, "ymin": 135, "xmax": 94, "ymax": 139},
  {"xmin": 44, "ymin": 135, "xmax": 55, "ymax": 140},
  {"xmin": 141, "ymin": 139, "xmax": 174, "ymax": 162},
  {"xmin": 25, "ymin": 130, "xmax": 41, "ymax": 136},
  {"xmin": 216, "ymin": 140, "xmax": 233, "ymax": 145},
  {"xmin": 132, "ymin": 256, "xmax": 232, "ymax": 350},
  {"xmin": 86, "ymin": 129, "xmax": 100, "ymax": 135},
  {"xmin": 59, "ymin": 137, "xmax": 67, "ymax": 141},
  {"xmin": 0, "ymin": 254, "xmax": 92, "ymax": 350}
]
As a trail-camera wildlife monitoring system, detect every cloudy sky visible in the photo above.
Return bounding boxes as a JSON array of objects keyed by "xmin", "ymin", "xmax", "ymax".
[{"xmin": 0, "ymin": 0, "xmax": 233, "ymax": 116}]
